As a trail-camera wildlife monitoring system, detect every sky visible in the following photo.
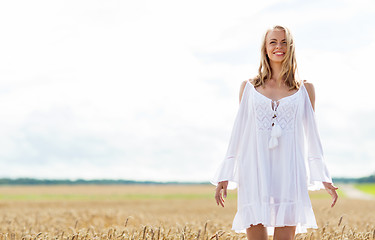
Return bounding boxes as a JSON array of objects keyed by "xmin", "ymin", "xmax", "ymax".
[{"xmin": 0, "ymin": 0, "xmax": 374, "ymax": 182}]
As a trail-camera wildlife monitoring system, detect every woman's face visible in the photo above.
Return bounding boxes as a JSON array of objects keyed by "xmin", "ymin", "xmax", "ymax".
[{"xmin": 265, "ymin": 29, "xmax": 287, "ymax": 64}]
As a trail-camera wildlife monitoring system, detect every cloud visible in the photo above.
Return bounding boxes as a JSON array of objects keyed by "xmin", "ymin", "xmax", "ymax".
[{"xmin": 0, "ymin": 0, "xmax": 374, "ymax": 180}]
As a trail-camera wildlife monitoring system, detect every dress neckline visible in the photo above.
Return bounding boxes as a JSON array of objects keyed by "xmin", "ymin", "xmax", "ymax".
[{"xmin": 247, "ymin": 80, "xmax": 304, "ymax": 102}]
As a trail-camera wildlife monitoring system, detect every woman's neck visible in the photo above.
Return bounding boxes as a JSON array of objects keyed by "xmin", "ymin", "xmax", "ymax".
[{"xmin": 270, "ymin": 62, "xmax": 283, "ymax": 86}]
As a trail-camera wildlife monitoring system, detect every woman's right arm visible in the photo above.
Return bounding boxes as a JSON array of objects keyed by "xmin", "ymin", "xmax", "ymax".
[{"xmin": 215, "ymin": 80, "xmax": 249, "ymax": 207}]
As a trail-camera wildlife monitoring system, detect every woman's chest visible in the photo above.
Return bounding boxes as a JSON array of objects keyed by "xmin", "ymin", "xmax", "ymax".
[{"xmin": 252, "ymin": 93, "xmax": 302, "ymax": 132}]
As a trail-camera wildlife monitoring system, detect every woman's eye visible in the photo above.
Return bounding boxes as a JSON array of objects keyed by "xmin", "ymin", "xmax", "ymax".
[{"xmin": 270, "ymin": 41, "xmax": 276, "ymax": 44}]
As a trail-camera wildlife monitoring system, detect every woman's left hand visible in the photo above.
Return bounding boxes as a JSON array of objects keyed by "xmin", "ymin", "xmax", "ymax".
[{"xmin": 323, "ymin": 182, "xmax": 339, "ymax": 208}]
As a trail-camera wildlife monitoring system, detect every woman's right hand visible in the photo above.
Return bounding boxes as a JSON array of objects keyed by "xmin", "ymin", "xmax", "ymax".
[{"xmin": 215, "ymin": 181, "xmax": 228, "ymax": 207}]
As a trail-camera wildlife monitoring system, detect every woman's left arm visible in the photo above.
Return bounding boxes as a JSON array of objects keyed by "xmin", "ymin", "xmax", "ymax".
[{"xmin": 305, "ymin": 81, "xmax": 339, "ymax": 207}]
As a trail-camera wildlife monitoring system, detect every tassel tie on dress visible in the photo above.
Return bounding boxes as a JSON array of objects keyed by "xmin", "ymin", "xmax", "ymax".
[{"xmin": 269, "ymin": 100, "xmax": 282, "ymax": 149}]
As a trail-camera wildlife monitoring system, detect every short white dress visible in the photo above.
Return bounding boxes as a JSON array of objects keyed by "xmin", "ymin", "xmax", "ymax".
[{"xmin": 211, "ymin": 80, "xmax": 333, "ymax": 236}]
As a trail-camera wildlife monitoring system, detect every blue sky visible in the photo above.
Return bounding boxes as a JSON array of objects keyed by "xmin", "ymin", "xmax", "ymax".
[{"xmin": 0, "ymin": 0, "xmax": 374, "ymax": 181}]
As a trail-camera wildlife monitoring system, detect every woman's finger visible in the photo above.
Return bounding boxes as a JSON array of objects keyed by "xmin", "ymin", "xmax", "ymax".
[
  {"xmin": 215, "ymin": 188, "xmax": 221, "ymax": 205},
  {"xmin": 331, "ymin": 194, "xmax": 338, "ymax": 207},
  {"xmin": 329, "ymin": 185, "xmax": 338, "ymax": 190},
  {"xmin": 218, "ymin": 194, "xmax": 224, "ymax": 207}
]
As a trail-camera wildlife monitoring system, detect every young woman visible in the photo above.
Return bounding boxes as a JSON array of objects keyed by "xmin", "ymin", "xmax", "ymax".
[{"xmin": 211, "ymin": 25, "xmax": 338, "ymax": 240}]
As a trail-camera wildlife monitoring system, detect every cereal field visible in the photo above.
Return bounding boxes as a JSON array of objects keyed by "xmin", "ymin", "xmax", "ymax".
[
  {"xmin": 354, "ymin": 184, "xmax": 375, "ymax": 196},
  {"xmin": 0, "ymin": 184, "xmax": 374, "ymax": 240}
]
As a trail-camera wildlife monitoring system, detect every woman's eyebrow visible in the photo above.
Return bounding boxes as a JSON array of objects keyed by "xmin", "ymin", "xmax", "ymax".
[{"xmin": 269, "ymin": 38, "xmax": 286, "ymax": 41}]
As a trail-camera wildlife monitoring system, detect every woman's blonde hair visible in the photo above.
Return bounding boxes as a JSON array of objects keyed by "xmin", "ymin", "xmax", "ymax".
[{"xmin": 252, "ymin": 25, "xmax": 300, "ymax": 90}]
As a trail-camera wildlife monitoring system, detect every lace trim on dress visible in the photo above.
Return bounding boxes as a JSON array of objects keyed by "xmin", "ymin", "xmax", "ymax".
[{"xmin": 249, "ymin": 81, "xmax": 304, "ymax": 148}]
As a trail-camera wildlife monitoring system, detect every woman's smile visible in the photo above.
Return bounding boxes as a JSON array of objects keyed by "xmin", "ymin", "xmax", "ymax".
[{"xmin": 273, "ymin": 51, "xmax": 285, "ymax": 56}]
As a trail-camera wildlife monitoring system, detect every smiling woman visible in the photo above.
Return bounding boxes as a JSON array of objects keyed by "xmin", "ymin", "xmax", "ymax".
[{"xmin": 211, "ymin": 25, "xmax": 339, "ymax": 240}]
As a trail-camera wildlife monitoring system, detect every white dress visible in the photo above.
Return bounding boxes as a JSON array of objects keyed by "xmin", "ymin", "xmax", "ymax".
[{"xmin": 211, "ymin": 80, "xmax": 333, "ymax": 236}]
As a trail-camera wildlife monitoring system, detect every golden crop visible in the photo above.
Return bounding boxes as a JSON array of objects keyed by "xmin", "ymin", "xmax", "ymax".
[{"xmin": 0, "ymin": 185, "xmax": 373, "ymax": 240}]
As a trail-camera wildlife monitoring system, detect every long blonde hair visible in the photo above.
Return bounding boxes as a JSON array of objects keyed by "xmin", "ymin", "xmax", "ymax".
[{"xmin": 252, "ymin": 25, "xmax": 300, "ymax": 90}]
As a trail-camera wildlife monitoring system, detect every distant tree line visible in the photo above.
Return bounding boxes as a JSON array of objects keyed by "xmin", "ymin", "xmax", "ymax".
[
  {"xmin": 333, "ymin": 174, "xmax": 375, "ymax": 183},
  {"xmin": 0, "ymin": 178, "xmax": 208, "ymax": 185},
  {"xmin": 0, "ymin": 175, "xmax": 374, "ymax": 185}
]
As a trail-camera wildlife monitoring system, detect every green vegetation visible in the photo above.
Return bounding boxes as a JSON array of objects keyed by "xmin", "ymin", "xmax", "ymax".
[{"xmin": 353, "ymin": 183, "xmax": 375, "ymax": 196}]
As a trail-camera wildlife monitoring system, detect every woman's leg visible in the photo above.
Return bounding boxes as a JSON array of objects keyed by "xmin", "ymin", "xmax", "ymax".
[
  {"xmin": 246, "ymin": 223, "xmax": 268, "ymax": 240},
  {"xmin": 273, "ymin": 226, "xmax": 296, "ymax": 240}
]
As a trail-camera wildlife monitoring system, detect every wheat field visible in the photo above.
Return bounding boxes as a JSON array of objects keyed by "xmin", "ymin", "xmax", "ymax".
[{"xmin": 0, "ymin": 184, "xmax": 374, "ymax": 240}]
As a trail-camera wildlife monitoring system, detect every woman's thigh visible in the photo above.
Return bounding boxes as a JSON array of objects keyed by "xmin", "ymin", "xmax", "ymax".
[
  {"xmin": 273, "ymin": 225, "xmax": 296, "ymax": 240},
  {"xmin": 246, "ymin": 223, "xmax": 268, "ymax": 240}
]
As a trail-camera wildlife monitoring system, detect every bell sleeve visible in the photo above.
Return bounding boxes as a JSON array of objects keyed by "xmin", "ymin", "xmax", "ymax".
[
  {"xmin": 210, "ymin": 82, "xmax": 251, "ymax": 190},
  {"xmin": 302, "ymin": 86, "xmax": 333, "ymax": 191}
]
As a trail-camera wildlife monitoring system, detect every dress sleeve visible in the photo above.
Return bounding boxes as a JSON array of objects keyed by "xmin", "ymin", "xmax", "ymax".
[
  {"xmin": 302, "ymin": 85, "xmax": 333, "ymax": 191},
  {"xmin": 210, "ymin": 82, "xmax": 251, "ymax": 190}
]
